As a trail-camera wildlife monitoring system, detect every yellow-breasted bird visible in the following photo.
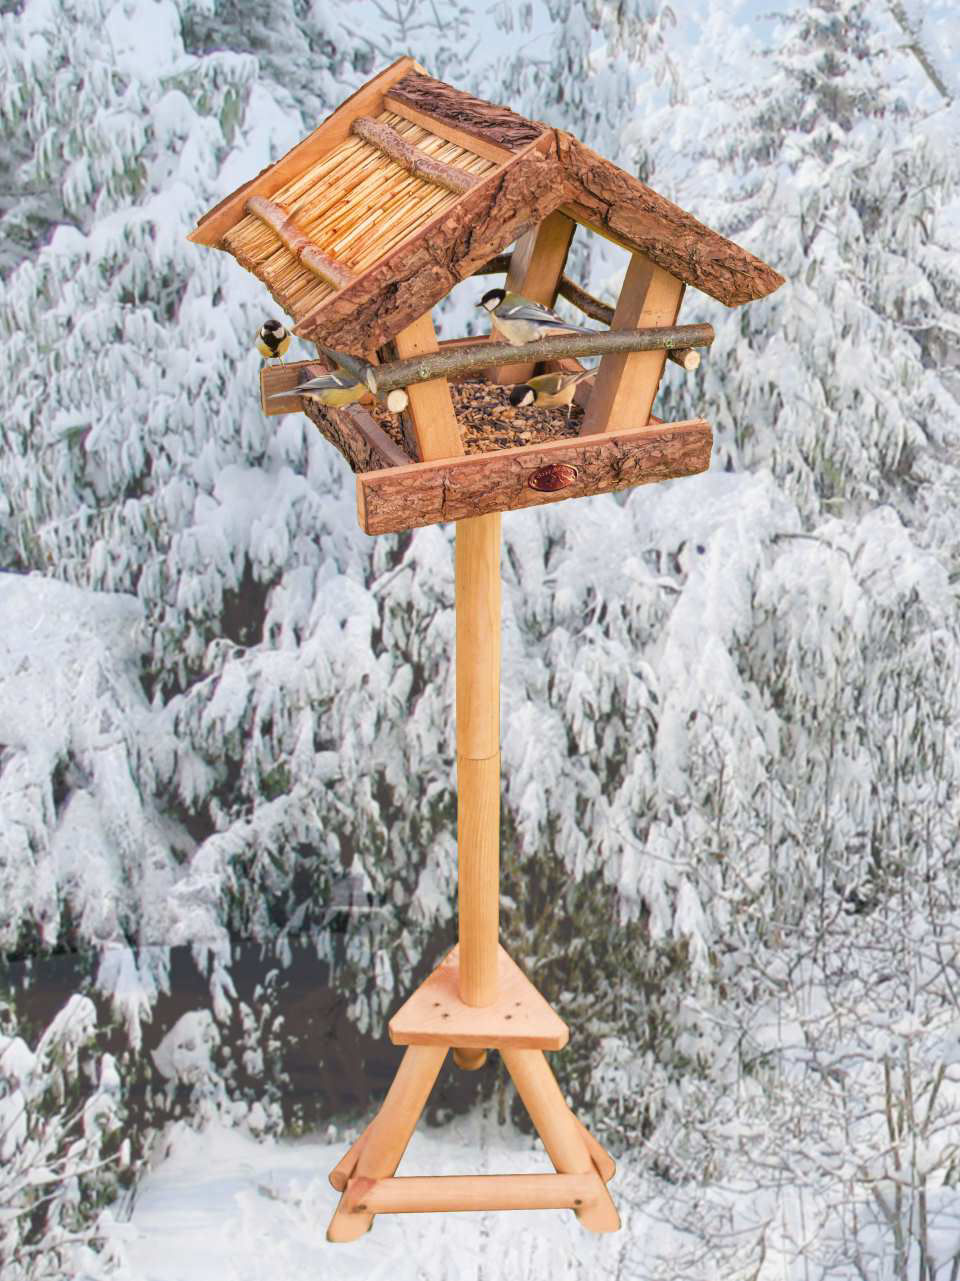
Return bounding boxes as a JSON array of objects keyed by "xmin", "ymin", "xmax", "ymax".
[
  {"xmin": 509, "ymin": 368, "xmax": 593, "ymax": 421},
  {"xmin": 256, "ymin": 319, "xmax": 292, "ymax": 363},
  {"xmin": 477, "ymin": 289, "xmax": 596, "ymax": 345},
  {"xmin": 269, "ymin": 368, "xmax": 408, "ymax": 413}
]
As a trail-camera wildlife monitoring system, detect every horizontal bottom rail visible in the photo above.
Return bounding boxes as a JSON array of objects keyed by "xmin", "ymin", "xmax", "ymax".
[{"xmin": 344, "ymin": 1171, "xmax": 601, "ymax": 1215}]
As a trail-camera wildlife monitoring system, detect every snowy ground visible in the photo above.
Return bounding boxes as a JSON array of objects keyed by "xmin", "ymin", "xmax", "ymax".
[{"xmin": 103, "ymin": 1101, "xmax": 635, "ymax": 1280}]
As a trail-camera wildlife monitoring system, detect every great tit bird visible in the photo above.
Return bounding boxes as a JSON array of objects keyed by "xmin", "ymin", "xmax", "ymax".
[
  {"xmin": 509, "ymin": 369, "xmax": 593, "ymax": 408},
  {"xmin": 477, "ymin": 289, "xmax": 596, "ymax": 345},
  {"xmin": 256, "ymin": 319, "xmax": 292, "ymax": 363},
  {"xmin": 509, "ymin": 368, "xmax": 593, "ymax": 423},
  {"xmin": 269, "ymin": 368, "xmax": 409, "ymax": 412}
]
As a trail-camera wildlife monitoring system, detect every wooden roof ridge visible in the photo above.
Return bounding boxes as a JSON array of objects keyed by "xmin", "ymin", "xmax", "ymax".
[
  {"xmin": 386, "ymin": 70, "xmax": 546, "ymax": 152},
  {"xmin": 384, "ymin": 69, "xmax": 783, "ymax": 309}
]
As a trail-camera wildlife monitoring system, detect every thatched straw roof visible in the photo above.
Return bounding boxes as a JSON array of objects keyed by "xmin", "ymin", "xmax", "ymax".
[{"xmin": 189, "ymin": 56, "xmax": 784, "ymax": 356}]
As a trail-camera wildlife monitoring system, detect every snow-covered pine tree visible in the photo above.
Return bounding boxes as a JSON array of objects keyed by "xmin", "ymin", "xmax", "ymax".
[
  {"xmin": 0, "ymin": 0, "xmax": 493, "ymax": 1148},
  {"xmin": 554, "ymin": 0, "xmax": 960, "ymax": 1208},
  {"xmin": 0, "ymin": 994, "xmax": 128, "ymax": 1280}
]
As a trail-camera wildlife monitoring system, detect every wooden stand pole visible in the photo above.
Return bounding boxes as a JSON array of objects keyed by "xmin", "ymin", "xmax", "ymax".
[{"xmin": 455, "ymin": 511, "xmax": 502, "ymax": 1008}]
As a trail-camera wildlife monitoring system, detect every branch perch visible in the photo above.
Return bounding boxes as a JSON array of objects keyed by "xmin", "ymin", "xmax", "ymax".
[
  {"xmin": 364, "ymin": 324, "xmax": 714, "ymax": 395},
  {"xmin": 470, "ymin": 257, "xmax": 701, "ymax": 368}
]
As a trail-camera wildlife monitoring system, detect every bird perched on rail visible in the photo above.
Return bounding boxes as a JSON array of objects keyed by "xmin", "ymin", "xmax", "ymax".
[
  {"xmin": 509, "ymin": 368, "xmax": 593, "ymax": 422},
  {"xmin": 269, "ymin": 367, "xmax": 408, "ymax": 413},
  {"xmin": 256, "ymin": 319, "xmax": 292, "ymax": 363},
  {"xmin": 477, "ymin": 289, "xmax": 597, "ymax": 345}
]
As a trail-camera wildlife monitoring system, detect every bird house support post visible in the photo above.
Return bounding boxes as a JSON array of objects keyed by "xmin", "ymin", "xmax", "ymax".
[{"xmin": 455, "ymin": 512, "xmax": 501, "ymax": 1013}]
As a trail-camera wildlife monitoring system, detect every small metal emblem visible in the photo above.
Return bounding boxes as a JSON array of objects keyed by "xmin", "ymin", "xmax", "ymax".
[{"xmin": 528, "ymin": 463, "xmax": 579, "ymax": 493}]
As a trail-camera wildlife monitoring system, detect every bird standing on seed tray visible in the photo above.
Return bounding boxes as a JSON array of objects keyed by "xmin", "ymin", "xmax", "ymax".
[
  {"xmin": 477, "ymin": 289, "xmax": 596, "ymax": 345},
  {"xmin": 256, "ymin": 319, "xmax": 292, "ymax": 363},
  {"xmin": 509, "ymin": 369, "xmax": 593, "ymax": 421}
]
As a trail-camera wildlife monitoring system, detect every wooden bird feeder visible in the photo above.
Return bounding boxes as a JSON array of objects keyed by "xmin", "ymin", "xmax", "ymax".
[{"xmin": 188, "ymin": 56, "xmax": 784, "ymax": 1242}]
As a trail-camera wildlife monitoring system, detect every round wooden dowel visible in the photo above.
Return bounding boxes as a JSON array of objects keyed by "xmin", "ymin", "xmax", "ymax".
[
  {"xmin": 456, "ymin": 512, "xmax": 502, "ymax": 1006},
  {"xmin": 453, "ymin": 1047, "xmax": 488, "ymax": 1070}
]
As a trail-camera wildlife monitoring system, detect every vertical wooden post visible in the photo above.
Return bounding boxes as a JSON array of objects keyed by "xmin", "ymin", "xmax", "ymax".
[
  {"xmin": 455, "ymin": 511, "xmax": 501, "ymax": 1007},
  {"xmin": 392, "ymin": 311, "xmax": 464, "ymax": 460},
  {"xmin": 488, "ymin": 210, "xmax": 577, "ymax": 386},
  {"xmin": 579, "ymin": 254, "xmax": 685, "ymax": 435}
]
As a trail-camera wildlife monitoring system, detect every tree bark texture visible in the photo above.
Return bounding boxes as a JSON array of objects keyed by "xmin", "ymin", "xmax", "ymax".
[
  {"xmin": 364, "ymin": 324, "xmax": 714, "ymax": 394},
  {"xmin": 386, "ymin": 70, "xmax": 546, "ymax": 152},
  {"xmin": 356, "ymin": 418, "xmax": 712, "ymax": 535}
]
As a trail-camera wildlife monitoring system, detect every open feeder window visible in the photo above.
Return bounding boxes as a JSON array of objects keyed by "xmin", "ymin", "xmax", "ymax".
[{"xmin": 188, "ymin": 55, "xmax": 784, "ymax": 1243}]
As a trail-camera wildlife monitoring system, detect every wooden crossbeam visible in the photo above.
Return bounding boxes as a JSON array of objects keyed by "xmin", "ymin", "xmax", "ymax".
[
  {"xmin": 487, "ymin": 210, "xmax": 576, "ymax": 385},
  {"xmin": 351, "ymin": 116, "xmax": 480, "ymax": 194},
  {"xmin": 341, "ymin": 1172, "xmax": 603, "ymax": 1215},
  {"xmin": 244, "ymin": 195, "xmax": 357, "ymax": 290},
  {"xmin": 356, "ymin": 417, "xmax": 713, "ymax": 535}
]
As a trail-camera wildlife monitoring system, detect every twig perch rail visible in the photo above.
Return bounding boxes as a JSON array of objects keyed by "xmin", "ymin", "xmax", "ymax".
[
  {"xmin": 471, "ymin": 256, "xmax": 700, "ymax": 369},
  {"xmin": 363, "ymin": 324, "xmax": 714, "ymax": 395}
]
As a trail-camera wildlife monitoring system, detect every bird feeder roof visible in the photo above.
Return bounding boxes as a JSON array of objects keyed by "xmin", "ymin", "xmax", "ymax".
[{"xmin": 189, "ymin": 56, "xmax": 784, "ymax": 356}]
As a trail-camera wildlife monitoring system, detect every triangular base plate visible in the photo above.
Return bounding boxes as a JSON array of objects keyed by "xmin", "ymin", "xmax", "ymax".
[{"xmin": 388, "ymin": 943, "xmax": 569, "ymax": 1050}]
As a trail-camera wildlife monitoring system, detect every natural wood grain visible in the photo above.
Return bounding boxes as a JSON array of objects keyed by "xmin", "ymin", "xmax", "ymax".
[
  {"xmin": 329, "ymin": 1123, "xmax": 372, "ymax": 1191},
  {"xmin": 574, "ymin": 1117, "xmax": 617, "ymax": 1183},
  {"xmin": 457, "ymin": 753, "xmax": 500, "ymax": 1005},
  {"xmin": 388, "ymin": 944, "xmax": 569, "ymax": 1050},
  {"xmin": 357, "ymin": 418, "xmax": 712, "ymax": 535},
  {"xmin": 392, "ymin": 312, "xmax": 463, "ymax": 461},
  {"xmin": 342, "ymin": 1172, "xmax": 602, "ymax": 1215},
  {"xmin": 326, "ymin": 1044, "xmax": 447, "ymax": 1242},
  {"xmin": 488, "ymin": 210, "xmax": 577, "ymax": 385},
  {"xmin": 456, "ymin": 510, "xmax": 501, "ymax": 1007},
  {"xmin": 188, "ymin": 56, "xmax": 421, "ymax": 246},
  {"xmin": 351, "ymin": 116, "xmax": 480, "ymax": 194},
  {"xmin": 580, "ymin": 256, "xmax": 684, "ymax": 436},
  {"xmin": 501, "ymin": 1048, "xmax": 621, "ymax": 1232}
]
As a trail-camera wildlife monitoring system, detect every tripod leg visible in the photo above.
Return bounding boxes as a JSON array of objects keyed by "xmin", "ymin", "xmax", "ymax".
[
  {"xmin": 501, "ymin": 1048, "xmax": 620, "ymax": 1233},
  {"xmin": 327, "ymin": 1044, "xmax": 448, "ymax": 1242}
]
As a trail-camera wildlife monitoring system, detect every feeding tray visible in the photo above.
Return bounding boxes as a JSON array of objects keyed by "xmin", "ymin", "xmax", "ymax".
[{"xmin": 260, "ymin": 342, "xmax": 714, "ymax": 536}]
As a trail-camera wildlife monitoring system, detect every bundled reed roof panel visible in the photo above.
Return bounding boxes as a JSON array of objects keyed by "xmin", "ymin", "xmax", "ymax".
[
  {"xmin": 189, "ymin": 56, "xmax": 784, "ymax": 356},
  {"xmin": 220, "ymin": 109, "xmax": 497, "ymax": 330}
]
